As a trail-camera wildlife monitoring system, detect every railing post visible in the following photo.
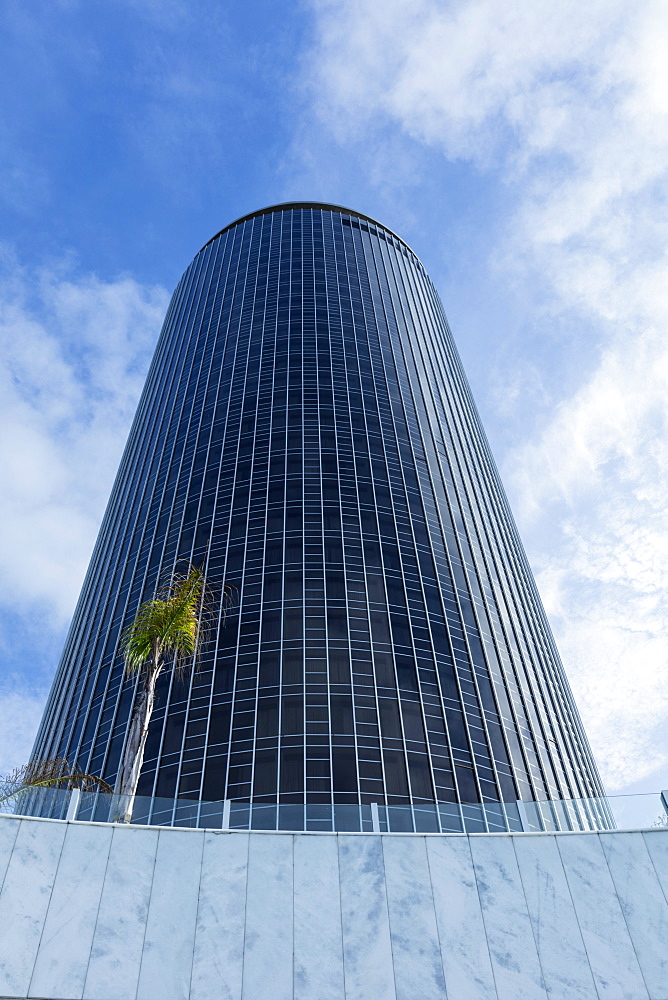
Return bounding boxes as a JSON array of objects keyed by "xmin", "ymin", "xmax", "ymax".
[
  {"xmin": 66, "ymin": 788, "xmax": 81, "ymax": 822},
  {"xmin": 370, "ymin": 802, "xmax": 380, "ymax": 833},
  {"xmin": 516, "ymin": 799, "xmax": 530, "ymax": 832},
  {"xmin": 222, "ymin": 799, "xmax": 231, "ymax": 831},
  {"xmin": 661, "ymin": 791, "xmax": 668, "ymax": 820}
]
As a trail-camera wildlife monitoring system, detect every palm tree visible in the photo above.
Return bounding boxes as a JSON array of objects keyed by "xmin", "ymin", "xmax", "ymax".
[
  {"xmin": 113, "ymin": 564, "xmax": 211, "ymax": 822},
  {"xmin": 0, "ymin": 757, "xmax": 112, "ymax": 808}
]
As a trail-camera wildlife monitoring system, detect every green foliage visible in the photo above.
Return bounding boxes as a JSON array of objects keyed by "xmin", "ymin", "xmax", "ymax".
[
  {"xmin": 114, "ymin": 564, "xmax": 234, "ymax": 808},
  {"xmin": 121, "ymin": 564, "xmax": 205, "ymax": 677},
  {"xmin": 0, "ymin": 757, "xmax": 112, "ymax": 804}
]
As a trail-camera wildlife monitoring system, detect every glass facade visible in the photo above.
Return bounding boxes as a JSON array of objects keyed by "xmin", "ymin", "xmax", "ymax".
[{"xmin": 34, "ymin": 203, "xmax": 605, "ymax": 824}]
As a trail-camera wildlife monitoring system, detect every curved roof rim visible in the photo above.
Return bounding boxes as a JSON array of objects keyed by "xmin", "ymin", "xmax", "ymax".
[{"xmin": 198, "ymin": 201, "xmax": 415, "ymax": 255}]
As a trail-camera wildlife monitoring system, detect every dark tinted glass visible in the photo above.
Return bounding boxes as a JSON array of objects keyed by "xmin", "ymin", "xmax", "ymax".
[{"xmin": 34, "ymin": 204, "xmax": 605, "ymax": 814}]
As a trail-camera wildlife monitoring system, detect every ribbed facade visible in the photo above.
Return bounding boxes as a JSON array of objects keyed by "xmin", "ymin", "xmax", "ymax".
[{"xmin": 34, "ymin": 203, "xmax": 604, "ymax": 830}]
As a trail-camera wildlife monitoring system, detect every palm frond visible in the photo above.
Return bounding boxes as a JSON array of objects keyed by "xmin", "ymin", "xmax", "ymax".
[
  {"xmin": 114, "ymin": 563, "xmax": 232, "ymax": 810},
  {"xmin": 0, "ymin": 757, "xmax": 112, "ymax": 803},
  {"xmin": 121, "ymin": 564, "xmax": 206, "ymax": 676}
]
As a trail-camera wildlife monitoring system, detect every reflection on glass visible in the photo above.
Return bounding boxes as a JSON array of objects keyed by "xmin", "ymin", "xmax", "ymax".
[
  {"xmin": 3, "ymin": 786, "xmax": 668, "ymax": 834},
  {"xmin": 33, "ymin": 205, "xmax": 608, "ymax": 824}
]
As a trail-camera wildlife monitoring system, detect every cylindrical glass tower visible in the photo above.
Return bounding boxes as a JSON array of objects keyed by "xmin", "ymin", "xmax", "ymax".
[{"xmin": 34, "ymin": 203, "xmax": 604, "ymax": 829}]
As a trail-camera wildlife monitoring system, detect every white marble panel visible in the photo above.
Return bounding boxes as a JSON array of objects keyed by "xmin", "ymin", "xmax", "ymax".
[
  {"xmin": 469, "ymin": 835, "xmax": 547, "ymax": 1000},
  {"xmin": 293, "ymin": 834, "xmax": 344, "ymax": 1000},
  {"xmin": 601, "ymin": 832, "xmax": 668, "ymax": 998},
  {"xmin": 338, "ymin": 834, "xmax": 396, "ymax": 1000},
  {"xmin": 4, "ymin": 816, "xmax": 668, "ymax": 1000},
  {"xmin": 0, "ymin": 818, "xmax": 67, "ymax": 998},
  {"xmin": 426, "ymin": 836, "xmax": 496, "ymax": 1000},
  {"xmin": 643, "ymin": 831, "xmax": 668, "ymax": 901},
  {"xmin": 136, "ymin": 828, "xmax": 205, "ymax": 1000},
  {"xmin": 190, "ymin": 832, "xmax": 249, "ymax": 1000},
  {"xmin": 513, "ymin": 835, "xmax": 596, "ymax": 1000},
  {"xmin": 242, "ymin": 833, "xmax": 294, "ymax": 1000},
  {"xmin": 557, "ymin": 834, "xmax": 649, "ymax": 1000},
  {"xmin": 382, "ymin": 836, "xmax": 446, "ymax": 1000},
  {"xmin": 84, "ymin": 824, "xmax": 159, "ymax": 1000},
  {"xmin": 0, "ymin": 815, "xmax": 20, "ymax": 890},
  {"xmin": 29, "ymin": 822, "xmax": 113, "ymax": 999}
]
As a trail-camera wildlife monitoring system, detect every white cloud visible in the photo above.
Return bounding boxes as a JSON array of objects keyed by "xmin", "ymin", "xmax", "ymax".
[
  {"xmin": 0, "ymin": 254, "xmax": 168, "ymax": 773},
  {"xmin": 0, "ymin": 253, "xmax": 168, "ymax": 625},
  {"xmin": 306, "ymin": 0, "xmax": 668, "ymax": 790},
  {"xmin": 514, "ymin": 327, "xmax": 668, "ymax": 789},
  {"xmin": 0, "ymin": 677, "xmax": 51, "ymax": 777}
]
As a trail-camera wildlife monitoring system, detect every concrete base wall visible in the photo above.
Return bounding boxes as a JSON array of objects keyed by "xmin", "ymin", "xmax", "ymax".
[{"xmin": 0, "ymin": 814, "xmax": 667, "ymax": 1000}]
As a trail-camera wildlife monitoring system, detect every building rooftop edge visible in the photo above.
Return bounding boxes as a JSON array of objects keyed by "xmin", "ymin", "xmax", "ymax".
[{"xmin": 198, "ymin": 201, "xmax": 417, "ymax": 256}]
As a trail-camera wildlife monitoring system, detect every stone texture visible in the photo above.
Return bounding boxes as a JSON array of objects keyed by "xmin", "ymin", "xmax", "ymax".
[{"xmin": 0, "ymin": 816, "xmax": 667, "ymax": 1000}]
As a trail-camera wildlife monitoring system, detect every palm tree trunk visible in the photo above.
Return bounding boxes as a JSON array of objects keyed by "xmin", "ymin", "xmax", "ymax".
[{"xmin": 112, "ymin": 657, "xmax": 159, "ymax": 822}]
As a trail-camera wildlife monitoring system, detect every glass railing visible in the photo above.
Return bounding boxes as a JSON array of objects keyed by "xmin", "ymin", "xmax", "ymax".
[{"xmin": 1, "ymin": 785, "xmax": 667, "ymax": 835}]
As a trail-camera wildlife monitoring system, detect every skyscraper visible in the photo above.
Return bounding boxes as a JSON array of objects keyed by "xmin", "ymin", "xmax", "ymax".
[{"xmin": 33, "ymin": 203, "xmax": 604, "ymax": 832}]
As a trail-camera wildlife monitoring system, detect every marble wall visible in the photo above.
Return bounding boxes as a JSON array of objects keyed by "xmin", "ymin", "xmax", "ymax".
[{"xmin": 0, "ymin": 814, "xmax": 666, "ymax": 1000}]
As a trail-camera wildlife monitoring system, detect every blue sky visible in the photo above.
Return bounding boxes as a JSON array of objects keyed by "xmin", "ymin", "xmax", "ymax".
[{"xmin": 1, "ymin": 0, "xmax": 667, "ymax": 796}]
